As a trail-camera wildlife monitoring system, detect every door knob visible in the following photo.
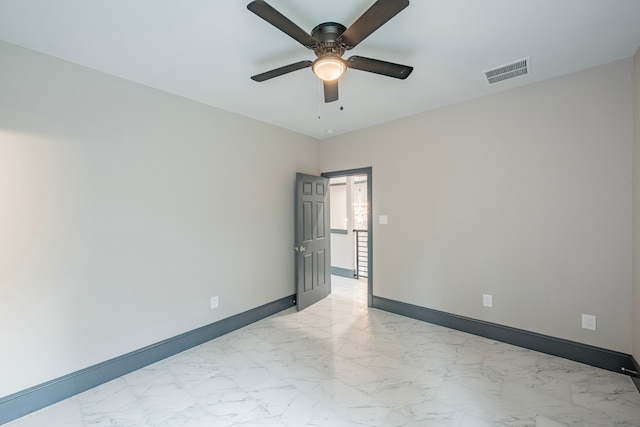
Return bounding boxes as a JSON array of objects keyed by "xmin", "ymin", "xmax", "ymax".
[{"xmin": 294, "ymin": 245, "xmax": 306, "ymax": 252}]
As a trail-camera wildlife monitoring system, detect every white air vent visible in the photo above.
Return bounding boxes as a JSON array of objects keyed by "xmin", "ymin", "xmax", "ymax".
[{"xmin": 483, "ymin": 57, "xmax": 530, "ymax": 85}]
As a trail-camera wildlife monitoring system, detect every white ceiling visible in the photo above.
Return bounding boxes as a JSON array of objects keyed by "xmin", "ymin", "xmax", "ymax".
[{"xmin": 1, "ymin": 0, "xmax": 640, "ymax": 140}]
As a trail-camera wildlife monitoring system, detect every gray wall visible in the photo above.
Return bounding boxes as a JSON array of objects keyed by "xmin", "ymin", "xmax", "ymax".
[
  {"xmin": 634, "ymin": 47, "xmax": 640, "ymax": 360},
  {"xmin": 0, "ymin": 40, "xmax": 319, "ymax": 397},
  {"xmin": 320, "ymin": 59, "xmax": 634, "ymax": 353}
]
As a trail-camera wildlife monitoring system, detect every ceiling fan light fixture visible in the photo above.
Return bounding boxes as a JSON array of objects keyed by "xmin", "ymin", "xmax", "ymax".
[{"xmin": 312, "ymin": 56, "xmax": 347, "ymax": 81}]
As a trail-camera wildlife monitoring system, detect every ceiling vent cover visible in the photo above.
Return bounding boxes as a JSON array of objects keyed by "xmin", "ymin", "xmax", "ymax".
[{"xmin": 483, "ymin": 57, "xmax": 530, "ymax": 84}]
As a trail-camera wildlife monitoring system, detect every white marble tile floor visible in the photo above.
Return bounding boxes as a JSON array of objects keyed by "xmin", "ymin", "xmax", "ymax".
[{"xmin": 6, "ymin": 276, "xmax": 640, "ymax": 426}]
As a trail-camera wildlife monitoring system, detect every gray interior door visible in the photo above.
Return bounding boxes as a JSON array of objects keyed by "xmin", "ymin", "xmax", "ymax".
[{"xmin": 295, "ymin": 173, "xmax": 331, "ymax": 311}]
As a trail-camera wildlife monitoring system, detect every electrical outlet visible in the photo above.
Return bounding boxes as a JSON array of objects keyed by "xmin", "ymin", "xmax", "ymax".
[
  {"xmin": 210, "ymin": 296, "xmax": 219, "ymax": 309},
  {"xmin": 582, "ymin": 314, "xmax": 596, "ymax": 331},
  {"xmin": 483, "ymin": 294, "xmax": 493, "ymax": 307}
]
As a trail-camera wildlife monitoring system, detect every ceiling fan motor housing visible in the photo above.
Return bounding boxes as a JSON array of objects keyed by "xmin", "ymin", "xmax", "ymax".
[
  {"xmin": 311, "ymin": 22, "xmax": 347, "ymax": 58},
  {"xmin": 311, "ymin": 22, "xmax": 346, "ymax": 43}
]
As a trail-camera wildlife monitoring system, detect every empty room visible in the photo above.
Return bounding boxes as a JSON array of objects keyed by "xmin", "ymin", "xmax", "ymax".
[{"xmin": 2, "ymin": 1, "xmax": 640, "ymax": 426}]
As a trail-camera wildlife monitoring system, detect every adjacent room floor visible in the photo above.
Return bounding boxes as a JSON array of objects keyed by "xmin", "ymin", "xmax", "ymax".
[{"xmin": 6, "ymin": 276, "xmax": 640, "ymax": 426}]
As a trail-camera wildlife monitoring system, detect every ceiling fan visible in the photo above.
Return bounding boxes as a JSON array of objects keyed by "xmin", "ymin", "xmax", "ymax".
[{"xmin": 247, "ymin": 0, "xmax": 413, "ymax": 103}]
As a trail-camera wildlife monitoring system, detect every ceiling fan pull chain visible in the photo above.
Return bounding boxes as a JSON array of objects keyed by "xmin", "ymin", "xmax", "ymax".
[{"xmin": 317, "ymin": 80, "xmax": 323, "ymax": 119}]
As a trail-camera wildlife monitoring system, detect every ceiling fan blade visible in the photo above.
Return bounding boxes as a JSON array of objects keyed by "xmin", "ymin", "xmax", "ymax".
[
  {"xmin": 338, "ymin": 0, "xmax": 409, "ymax": 48},
  {"xmin": 324, "ymin": 80, "xmax": 339, "ymax": 103},
  {"xmin": 247, "ymin": 0, "xmax": 318, "ymax": 49},
  {"xmin": 251, "ymin": 60, "xmax": 313, "ymax": 82},
  {"xmin": 347, "ymin": 55, "xmax": 413, "ymax": 79}
]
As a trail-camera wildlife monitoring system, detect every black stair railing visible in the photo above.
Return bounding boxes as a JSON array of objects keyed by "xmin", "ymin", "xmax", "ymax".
[{"xmin": 353, "ymin": 229, "xmax": 368, "ymax": 279}]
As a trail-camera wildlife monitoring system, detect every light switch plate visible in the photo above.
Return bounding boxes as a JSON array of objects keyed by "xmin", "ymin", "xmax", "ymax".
[{"xmin": 379, "ymin": 215, "xmax": 388, "ymax": 225}]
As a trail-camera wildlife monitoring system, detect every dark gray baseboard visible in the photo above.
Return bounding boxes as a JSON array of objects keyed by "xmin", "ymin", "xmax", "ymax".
[
  {"xmin": 0, "ymin": 294, "xmax": 296, "ymax": 426},
  {"xmin": 631, "ymin": 356, "xmax": 640, "ymax": 393},
  {"xmin": 331, "ymin": 266, "xmax": 355, "ymax": 278},
  {"xmin": 372, "ymin": 296, "xmax": 634, "ymax": 377}
]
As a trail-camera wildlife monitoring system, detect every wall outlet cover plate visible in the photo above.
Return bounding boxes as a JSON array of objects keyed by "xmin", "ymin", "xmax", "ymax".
[
  {"xmin": 483, "ymin": 294, "xmax": 493, "ymax": 307},
  {"xmin": 582, "ymin": 314, "xmax": 596, "ymax": 331}
]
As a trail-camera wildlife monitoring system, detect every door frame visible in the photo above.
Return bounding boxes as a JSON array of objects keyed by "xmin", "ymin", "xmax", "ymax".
[{"xmin": 322, "ymin": 167, "xmax": 373, "ymax": 307}]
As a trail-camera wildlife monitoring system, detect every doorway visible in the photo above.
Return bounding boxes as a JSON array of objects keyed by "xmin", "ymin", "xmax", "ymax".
[{"xmin": 322, "ymin": 167, "xmax": 373, "ymax": 307}]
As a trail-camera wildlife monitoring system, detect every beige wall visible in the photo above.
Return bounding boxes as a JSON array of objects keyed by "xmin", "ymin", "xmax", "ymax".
[
  {"xmin": 0, "ymin": 41, "xmax": 319, "ymax": 397},
  {"xmin": 330, "ymin": 177, "xmax": 358, "ymax": 272},
  {"xmin": 330, "ymin": 180, "xmax": 355, "ymax": 271},
  {"xmin": 633, "ymin": 47, "xmax": 640, "ymax": 360},
  {"xmin": 321, "ymin": 59, "xmax": 634, "ymax": 353},
  {"xmin": 2, "ymin": 36, "xmax": 637, "ymax": 400}
]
